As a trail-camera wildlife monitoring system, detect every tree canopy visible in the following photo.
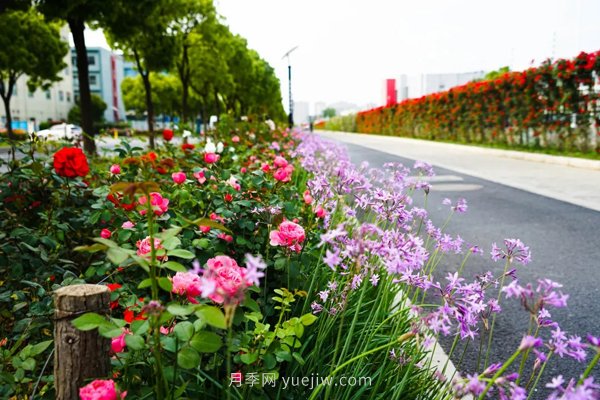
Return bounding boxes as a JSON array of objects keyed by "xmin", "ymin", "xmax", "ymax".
[{"xmin": 0, "ymin": 8, "xmax": 67, "ymax": 139}]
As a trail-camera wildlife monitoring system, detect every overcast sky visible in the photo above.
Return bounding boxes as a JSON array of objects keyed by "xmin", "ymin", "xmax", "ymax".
[{"xmin": 87, "ymin": 0, "xmax": 600, "ymax": 112}]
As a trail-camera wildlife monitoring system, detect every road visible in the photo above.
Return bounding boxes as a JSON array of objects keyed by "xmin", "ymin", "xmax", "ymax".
[{"xmin": 318, "ymin": 131, "xmax": 600, "ymax": 397}]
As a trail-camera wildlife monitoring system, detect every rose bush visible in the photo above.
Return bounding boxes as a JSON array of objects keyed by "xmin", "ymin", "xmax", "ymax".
[{"xmin": 0, "ymin": 119, "xmax": 598, "ymax": 399}]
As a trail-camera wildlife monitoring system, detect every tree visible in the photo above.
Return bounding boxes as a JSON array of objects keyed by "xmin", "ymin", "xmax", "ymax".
[
  {"xmin": 37, "ymin": 0, "xmax": 115, "ymax": 155},
  {"xmin": 68, "ymin": 93, "xmax": 107, "ymax": 125},
  {"xmin": 322, "ymin": 108, "xmax": 337, "ymax": 118},
  {"xmin": 121, "ymin": 74, "xmax": 182, "ymax": 118},
  {"xmin": 104, "ymin": 0, "xmax": 178, "ymax": 148},
  {"xmin": 169, "ymin": 0, "xmax": 215, "ymax": 125},
  {"xmin": 0, "ymin": 9, "xmax": 67, "ymax": 143}
]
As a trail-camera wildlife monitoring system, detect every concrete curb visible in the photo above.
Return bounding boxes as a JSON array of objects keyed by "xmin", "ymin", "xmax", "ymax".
[{"xmin": 319, "ymin": 130, "xmax": 600, "ymax": 171}]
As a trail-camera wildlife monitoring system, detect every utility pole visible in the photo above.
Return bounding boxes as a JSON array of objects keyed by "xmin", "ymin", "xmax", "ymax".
[{"xmin": 282, "ymin": 46, "xmax": 298, "ymax": 129}]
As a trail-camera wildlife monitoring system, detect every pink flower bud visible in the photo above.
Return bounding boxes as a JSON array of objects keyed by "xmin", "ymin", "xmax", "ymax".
[
  {"xmin": 315, "ymin": 205, "xmax": 326, "ymax": 219},
  {"xmin": 171, "ymin": 171, "xmax": 186, "ymax": 184},
  {"xmin": 204, "ymin": 153, "xmax": 219, "ymax": 163},
  {"xmin": 109, "ymin": 164, "xmax": 121, "ymax": 175},
  {"xmin": 101, "ymin": 228, "xmax": 112, "ymax": 239}
]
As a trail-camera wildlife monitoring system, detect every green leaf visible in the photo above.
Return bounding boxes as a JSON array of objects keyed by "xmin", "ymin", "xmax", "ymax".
[
  {"xmin": 240, "ymin": 352, "xmax": 259, "ymax": 365},
  {"xmin": 196, "ymin": 306, "xmax": 227, "ymax": 330},
  {"xmin": 167, "ymin": 249, "xmax": 195, "ymax": 259},
  {"xmin": 162, "ymin": 261, "xmax": 187, "ymax": 272},
  {"xmin": 138, "ymin": 278, "xmax": 152, "ymax": 289},
  {"xmin": 174, "ymin": 321, "xmax": 194, "ymax": 341},
  {"xmin": 29, "ymin": 340, "xmax": 52, "ymax": 357},
  {"xmin": 93, "ymin": 238, "xmax": 120, "ymax": 248},
  {"xmin": 167, "ymin": 304, "xmax": 195, "ymax": 316},
  {"xmin": 189, "ymin": 217, "xmax": 232, "ymax": 234},
  {"xmin": 74, "ymin": 243, "xmax": 107, "ymax": 253},
  {"xmin": 162, "ymin": 236, "xmax": 182, "ymax": 251},
  {"xmin": 107, "ymin": 247, "xmax": 130, "ymax": 265},
  {"xmin": 292, "ymin": 352, "xmax": 305, "ymax": 365},
  {"xmin": 71, "ymin": 312, "xmax": 106, "ymax": 331},
  {"xmin": 98, "ymin": 323, "xmax": 123, "ymax": 338},
  {"xmin": 263, "ymin": 353, "xmax": 277, "ymax": 369},
  {"xmin": 190, "ymin": 331, "xmax": 222, "ymax": 353},
  {"xmin": 177, "ymin": 346, "xmax": 200, "ymax": 370},
  {"xmin": 300, "ymin": 313, "xmax": 318, "ymax": 326},
  {"xmin": 21, "ymin": 358, "xmax": 36, "ymax": 371},
  {"xmin": 125, "ymin": 334, "xmax": 145, "ymax": 350},
  {"xmin": 158, "ymin": 277, "xmax": 173, "ymax": 292}
]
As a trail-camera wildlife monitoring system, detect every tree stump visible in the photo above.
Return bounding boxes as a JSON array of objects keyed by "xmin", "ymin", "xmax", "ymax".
[{"xmin": 54, "ymin": 284, "xmax": 111, "ymax": 400}]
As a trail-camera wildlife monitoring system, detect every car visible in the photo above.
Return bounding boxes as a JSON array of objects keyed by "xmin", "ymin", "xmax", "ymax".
[{"xmin": 35, "ymin": 123, "xmax": 82, "ymax": 141}]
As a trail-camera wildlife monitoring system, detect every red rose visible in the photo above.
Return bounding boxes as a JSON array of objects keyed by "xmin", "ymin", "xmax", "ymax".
[
  {"xmin": 53, "ymin": 147, "xmax": 89, "ymax": 178},
  {"xmin": 181, "ymin": 143, "xmax": 195, "ymax": 151},
  {"xmin": 162, "ymin": 128, "xmax": 174, "ymax": 141}
]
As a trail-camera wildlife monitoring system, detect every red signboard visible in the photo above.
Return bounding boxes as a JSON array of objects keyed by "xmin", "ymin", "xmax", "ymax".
[{"xmin": 386, "ymin": 79, "xmax": 397, "ymax": 106}]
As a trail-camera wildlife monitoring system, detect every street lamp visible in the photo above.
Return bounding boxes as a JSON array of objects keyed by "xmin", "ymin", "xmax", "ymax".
[{"xmin": 282, "ymin": 46, "xmax": 298, "ymax": 129}]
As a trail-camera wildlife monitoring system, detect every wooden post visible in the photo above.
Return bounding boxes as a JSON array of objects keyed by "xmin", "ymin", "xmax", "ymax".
[{"xmin": 54, "ymin": 284, "xmax": 111, "ymax": 400}]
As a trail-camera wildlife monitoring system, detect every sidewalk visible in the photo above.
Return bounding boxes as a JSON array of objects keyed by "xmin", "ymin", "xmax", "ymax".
[{"xmin": 318, "ymin": 131, "xmax": 600, "ymax": 212}]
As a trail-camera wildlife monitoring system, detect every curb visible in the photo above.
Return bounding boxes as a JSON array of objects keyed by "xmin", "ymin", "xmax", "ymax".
[{"xmin": 319, "ymin": 131, "xmax": 600, "ymax": 171}]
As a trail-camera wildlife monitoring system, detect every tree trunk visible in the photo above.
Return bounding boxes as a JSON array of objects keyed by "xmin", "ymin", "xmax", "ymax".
[
  {"xmin": 54, "ymin": 284, "xmax": 111, "ymax": 400},
  {"xmin": 0, "ymin": 75, "xmax": 16, "ymax": 162},
  {"xmin": 179, "ymin": 43, "xmax": 190, "ymax": 125},
  {"xmin": 68, "ymin": 18, "xmax": 96, "ymax": 155},
  {"xmin": 134, "ymin": 50, "xmax": 155, "ymax": 149}
]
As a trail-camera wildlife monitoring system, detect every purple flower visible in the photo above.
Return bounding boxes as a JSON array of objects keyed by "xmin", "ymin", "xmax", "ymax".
[
  {"xmin": 491, "ymin": 239, "xmax": 532, "ymax": 265},
  {"xmin": 323, "ymin": 249, "xmax": 342, "ymax": 270},
  {"xmin": 453, "ymin": 198, "xmax": 468, "ymax": 213},
  {"xmin": 244, "ymin": 254, "xmax": 267, "ymax": 286},
  {"xmin": 519, "ymin": 335, "xmax": 543, "ymax": 351},
  {"xmin": 587, "ymin": 334, "xmax": 600, "ymax": 348}
]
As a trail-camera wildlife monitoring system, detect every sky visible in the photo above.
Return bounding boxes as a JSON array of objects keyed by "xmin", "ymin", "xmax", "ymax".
[{"xmin": 86, "ymin": 0, "xmax": 600, "ymax": 113}]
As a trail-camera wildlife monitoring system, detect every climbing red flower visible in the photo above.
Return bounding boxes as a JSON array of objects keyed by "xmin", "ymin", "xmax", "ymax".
[{"xmin": 53, "ymin": 147, "xmax": 89, "ymax": 178}]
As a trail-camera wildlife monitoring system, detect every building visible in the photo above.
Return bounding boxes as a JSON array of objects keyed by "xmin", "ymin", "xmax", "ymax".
[
  {"xmin": 389, "ymin": 71, "xmax": 487, "ymax": 103},
  {"xmin": 71, "ymin": 47, "xmax": 126, "ymax": 122},
  {"xmin": 0, "ymin": 27, "xmax": 74, "ymax": 132},
  {"xmin": 293, "ymin": 101, "xmax": 310, "ymax": 125}
]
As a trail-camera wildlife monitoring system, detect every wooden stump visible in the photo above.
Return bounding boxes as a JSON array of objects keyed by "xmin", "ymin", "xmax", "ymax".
[{"xmin": 54, "ymin": 284, "xmax": 111, "ymax": 400}]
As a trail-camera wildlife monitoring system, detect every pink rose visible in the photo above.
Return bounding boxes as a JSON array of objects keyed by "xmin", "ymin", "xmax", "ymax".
[
  {"xmin": 270, "ymin": 220, "xmax": 305, "ymax": 253},
  {"xmin": 193, "ymin": 170, "xmax": 206, "ymax": 184},
  {"xmin": 231, "ymin": 135, "xmax": 240, "ymax": 143},
  {"xmin": 204, "ymin": 153, "xmax": 219, "ymax": 163},
  {"xmin": 240, "ymin": 167, "xmax": 247, "ymax": 174},
  {"xmin": 315, "ymin": 205, "xmax": 326, "ymax": 219},
  {"xmin": 160, "ymin": 326, "xmax": 174, "ymax": 335},
  {"xmin": 217, "ymin": 233, "xmax": 233, "ymax": 243},
  {"xmin": 273, "ymin": 156, "xmax": 288, "ymax": 168},
  {"xmin": 111, "ymin": 329, "xmax": 130, "ymax": 354},
  {"xmin": 109, "ymin": 164, "xmax": 121, "ymax": 175},
  {"xmin": 122, "ymin": 221, "xmax": 135, "ymax": 229},
  {"xmin": 79, "ymin": 379, "xmax": 126, "ymax": 400},
  {"xmin": 200, "ymin": 226, "xmax": 211, "ymax": 234},
  {"xmin": 136, "ymin": 236, "xmax": 165, "ymax": 260},
  {"xmin": 261, "ymin": 163, "xmax": 271, "ymax": 173},
  {"xmin": 273, "ymin": 165, "xmax": 294, "ymax": 183},
  {"xmin": 138, "ymin": 192, "xmax": 169, "ymax": 216},
  {"xmin": 171, "ymin": 171, "xmax": 186, "ymax": 184},
  {"xmin": 303, "ymin": 190, "xmax": 313, "ymax": 205},
  {"xmin": 204, "ymin": 256, "xmax": 250, "ymax": 304},
  {"xmin": 227, "ymin": 176, "xmax": 241, "ymax": 191},
  {"xmin": 172, "ymin": 271, "xmax": 203, "ymax": 303}
]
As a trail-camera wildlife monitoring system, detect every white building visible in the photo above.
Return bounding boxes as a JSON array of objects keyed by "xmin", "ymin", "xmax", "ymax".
[
  {"xmin": 293, "ymin": 101, "xmax": 310, "ymax": 125},
  {"xmin": 0, "ymin": 27, "xmax": 74, "ymax": 132},
  {"xmin": 397, "ymin": 71, "xmax": 486, "ymax": 101}
]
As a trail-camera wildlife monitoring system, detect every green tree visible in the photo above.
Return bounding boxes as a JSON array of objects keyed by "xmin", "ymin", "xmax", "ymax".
[
  {"xmin": 104, "ymin": 0, "xmax": 178, "ymax": 148},
  {"xmin": 322, "ymin": 107, "xmax": 337, "ymax": 118},
  {"xmin": 169, "ymin": 0, "xmax": 215, "ymax": 125},
  {"xmin": 68, "ymin": 93, "xmax": 107, "ymax": 125},
  {"xmin": 0, "ymin": 9, "xmax": 67, "ymax": 143},
  {"xmin": 121, "ymin": 74, "xmax": 182, "ymax": 118},
  {"xmin": 37, "ymin": 0, "xmax": 115, "ymax": 155}
]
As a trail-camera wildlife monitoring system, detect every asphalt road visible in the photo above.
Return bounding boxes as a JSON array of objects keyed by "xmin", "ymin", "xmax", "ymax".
[{"xmin": 337, "ymin": 140, "xmax": 600, "ymax": 398}]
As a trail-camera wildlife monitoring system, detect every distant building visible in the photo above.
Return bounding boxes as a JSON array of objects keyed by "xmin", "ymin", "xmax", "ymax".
[
  {"xmin": 71, "ymin": 47, "xmax": 126, "ymax": 122},
  {"xmin": 314, "ymin": 101, "xmax": 326, "ymax": 118},
  {"xmin": 384, "ymin": 79, "xmax": 397, "ymax": 106},
  {"xmin": 0, "ymin": 27, "xmax": 74, "ymax": 131},
  {"xmin": 391, "ymin": 71, "xmax": 487, "ymax": 103},
  {"xmin": 123, "ymin": 61, "xmax": 138, "ymax": 78},
  {"xmin": 294, "ymin": 101, "xmax": 310, "ymax": 124}
]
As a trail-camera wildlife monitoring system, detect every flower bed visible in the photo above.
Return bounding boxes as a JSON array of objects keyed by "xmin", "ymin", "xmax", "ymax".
[
  {"xmin": 0, "ymin": 123, "xmax": 599, "ymax": 399},
  {"xmin": 328, "ymin": 50, "xmax": 600, "ymax": 155}
]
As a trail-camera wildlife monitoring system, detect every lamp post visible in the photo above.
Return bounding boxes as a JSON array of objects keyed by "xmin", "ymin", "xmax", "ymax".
[{"xmin": 282, "ymin": 46, "xmax": 298, "ymax": 129}]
